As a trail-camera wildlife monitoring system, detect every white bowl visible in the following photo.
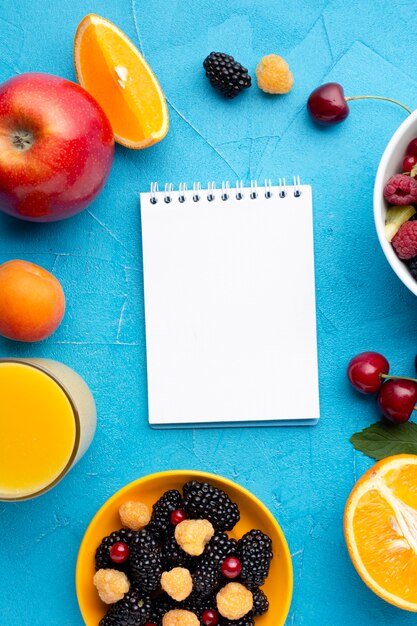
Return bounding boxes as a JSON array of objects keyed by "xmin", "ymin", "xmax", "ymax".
[{"xmin": 374, "ymin": 109, "xmax": 417, "ymax": 296}]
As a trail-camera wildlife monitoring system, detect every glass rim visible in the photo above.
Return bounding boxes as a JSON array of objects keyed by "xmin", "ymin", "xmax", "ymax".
[{"xmin": 0, "ymin": 358, "xmax": 81, "ymax": 501}]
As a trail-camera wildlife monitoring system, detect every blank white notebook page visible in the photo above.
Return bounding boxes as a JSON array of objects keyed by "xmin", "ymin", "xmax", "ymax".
[{"xmin": 140, "ymin": 183, "xmax": 319, "ymax": 426}]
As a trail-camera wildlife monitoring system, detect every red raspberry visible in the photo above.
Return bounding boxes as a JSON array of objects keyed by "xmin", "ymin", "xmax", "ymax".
[
  {"xmin": 384, "ymin": 174, "xmax": 417, "ymax": 205},
  {"xmin": 392, "ymin": 221, "xmax": 417, "ymax": 259}
]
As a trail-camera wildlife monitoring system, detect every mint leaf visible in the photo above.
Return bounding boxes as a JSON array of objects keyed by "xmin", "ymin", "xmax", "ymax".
[{"xmin": 350, "ymin": 422, "xmax": 417, "ymax": 460}]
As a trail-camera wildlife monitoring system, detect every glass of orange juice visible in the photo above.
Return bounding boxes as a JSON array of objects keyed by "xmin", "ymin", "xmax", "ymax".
[{"xmin": 0, "ymin": 358, "xmax": 96, "ymax": 501}]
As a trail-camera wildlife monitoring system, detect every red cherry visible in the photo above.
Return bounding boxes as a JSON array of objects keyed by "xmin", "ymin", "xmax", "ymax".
[
  {"xmin": 377, "ymin": 379, "xmax": 417, "ymax": 423},
  {"xmin": 347, "ymin": 352, "xmax": 389, "ymax": 394},
  {"xmin": 170, "ymin": 509, "xmax": 188, "ymax": 525},
  {"xmin": 406, "ymin": 138, "xmax": 417, "ymax": 157},
  {"xmin": 307, "ymin": 82, "xmax": 349, "ymax": 125},
  {"xmin": 202, "ymin": 609, "xmax": 219, "ymax": 626},
  {"xmin": 144, "ymin": 623, "xmax": 157, "ymax": 626},
  {"xmin": 109, "ymin": 542, "xmax": 130, "ymax": 564},
  {"xmin": 403, "ymin": 154, "xmax": 417, "ymax": 172},
  {"xmin": 221, "ymin": 556, "xmax": 242, "ymax": 579}
]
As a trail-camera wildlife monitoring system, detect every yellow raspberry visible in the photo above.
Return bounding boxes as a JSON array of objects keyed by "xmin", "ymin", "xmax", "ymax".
[
  {"xmin": 175, "ymin": 519, "xmax": 214, "ymax": 556},
  {"xmin": 162, "ymin": 609, "xmax": 199, "ymax": 626},
  {"xmin": 93, "ymin": 569, "xmax": 130, "ymax": 604},
  {"xmin": 256, "ymin": 54, "xmax": 294, "ymax": 94},
  {"xmin": 216, "ymin": 582, "xmax": 253, "ymax": 620},
  {"xmin": 119, "ymin": 500, "xmax": 151, "ymax": 531},
  {"xmin": 161, "ymin": 567, "xmax": 193, "ymax": 601}
]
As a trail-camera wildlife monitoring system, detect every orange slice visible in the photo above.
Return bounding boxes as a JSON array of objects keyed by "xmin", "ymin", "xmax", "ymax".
[
  {"xmin": 74, "ymin": 14, "xmax": 168, "ymax": 149},
  {"xmin": 345, "ymin": 454, "xmax": 417, "ymax": 611}
]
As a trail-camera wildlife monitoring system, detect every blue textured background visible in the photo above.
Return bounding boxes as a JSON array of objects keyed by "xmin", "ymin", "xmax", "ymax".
[{"xmin": 1, "ymin": 1, "xmax": 417, "ymax": 624}]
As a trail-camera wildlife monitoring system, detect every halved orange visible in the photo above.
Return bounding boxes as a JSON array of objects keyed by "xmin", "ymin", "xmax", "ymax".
[
  {"xmin": 74, "ymin": 14, "xmax": 169, "ymax": 149},
  {"xmin": 345, "ymin": 454, "xmax": 417, "ymax": 611}
]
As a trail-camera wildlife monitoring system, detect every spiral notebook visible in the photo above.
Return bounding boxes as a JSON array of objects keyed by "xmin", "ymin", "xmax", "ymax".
[{"xmin": 140, "ymin": 178, "xmax": 319, "ymax": 428}]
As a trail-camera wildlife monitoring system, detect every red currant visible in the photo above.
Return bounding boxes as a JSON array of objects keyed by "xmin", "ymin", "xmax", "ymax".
[
  {"xmin": 109, "ymin": 542, "xmax": 130, "ymax": 564},
  {"xmin": 144, "ymin": 623, "xmax": 157, "ymax": 626},
  {"xmin": 170, "ymin": 509, "xmax": 188, "ymax": 525},
  {"xmin": 377, "ymin": 378, "xmax": 417, "ymax": 423},
  {"xmin": 403, "ymin": 154, "xmax": 417, "ymax": 172},
  {"xmin": 347, "ymin": 352, "xmax": 389, "ymax": 394},
  {"xmin": 221, "ymin": 556, "xmax": 242, "ymax": 579},
  {"xmin": 202, "ymin": 609, "xmax": 219, "ymax": 626},
  {"xmin": 406, "ymin": 138, "xmax": 417, "ymax": 157}
]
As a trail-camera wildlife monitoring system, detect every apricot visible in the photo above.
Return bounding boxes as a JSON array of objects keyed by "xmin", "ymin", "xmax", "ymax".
[{"xmin": 0, "ymin": 260, "xmax": 65, "ymax": 342}]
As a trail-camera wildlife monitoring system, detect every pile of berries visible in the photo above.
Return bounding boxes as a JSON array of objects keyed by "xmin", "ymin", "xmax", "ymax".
[
  {"xmin": 203, "ymin": 52, "xmax": 293, "ymax": 98},
  {"xmin": 347, "ymin": 351, "xmax": 417, "ymax": 423},
  {"xmin": 383, "ymin": 138, "xmax": 417, "ymax": 280},
  {"xmin": 93, "ymin": 480, "xmax": 273, "ymax": 626}
]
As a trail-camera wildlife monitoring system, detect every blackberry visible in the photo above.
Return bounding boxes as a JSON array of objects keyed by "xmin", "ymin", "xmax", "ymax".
[
  {"xmin": 408, "ymin": 256, "xmax": 417, "ymax": 280},
  {"xmin": 130, "ymin": 529, "xmax": 163, "ymax": 594},
  {"xmin": 238, "ymin": 530, "xmax": 273, "ymax": 589},
  {"xmin": 164, "ymin": 535, "xmax": 196, "ymax": 570},
  {"xmin": 220, "ymin": 617, "xmax": 254, "ymax": 626},
  {"xmin": 130, "ymin": 528, "xmax": 159, "ymax": 552},
  {"xmin": 182, "ymin": 593, "xmax": 216, "ymax": 621},
  {"xmin": 183, "ymin": 481, "xmax": 240, "ymax": 531},
  {"xmin": 95, "ymin": 529, "xmax": 137, "ymax": 570},
  {"xmin": 192, "ymin": 531, "xmax": 237, "ymax": 597},
  {"xmin": 100, "ymin": 589, "xmax": 151, "ymax": 626},
  {"xmin": 251, "ymin": 587, "xmax": 269, "ymax": 616},
  {"xmin": 149, "ymin": 594, "xmax": 176, "ymax": 626},
  {"xmin": 148, "ymin": 490, "xmax": 183, "ymax": 540},
  {"xmin": 203, "ymin": 52, "xmax": 251, "ymax": 98}
]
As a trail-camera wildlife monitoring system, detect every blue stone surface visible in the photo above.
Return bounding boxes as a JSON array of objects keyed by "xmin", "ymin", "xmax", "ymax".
[{"xmin": 1, "ymin": 1, "xmax": 417, "ymax": 624}]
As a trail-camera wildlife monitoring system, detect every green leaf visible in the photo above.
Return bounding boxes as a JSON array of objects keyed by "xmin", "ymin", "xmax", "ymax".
[
  {"xmin": 411, "ymin": 164, "xmax": 417, "ymax": 178},
  {"xmin": 350, "ymin": 422, "xmax": 417, "ymax": 460}
]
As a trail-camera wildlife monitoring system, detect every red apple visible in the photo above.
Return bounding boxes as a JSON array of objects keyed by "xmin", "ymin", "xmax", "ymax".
[{"xmin": 0, "ymin": 72, "xmax": 114, "ymax": 222}]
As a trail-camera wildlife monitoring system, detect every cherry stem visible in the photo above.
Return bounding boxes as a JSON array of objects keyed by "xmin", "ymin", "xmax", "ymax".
[
  {"xmin": 380, "ymin": 373, "xmax": 417, "ymax": 383},
  {"xmin": 345, "ymin": 95, "xmax": 412, "ymax": 115}
]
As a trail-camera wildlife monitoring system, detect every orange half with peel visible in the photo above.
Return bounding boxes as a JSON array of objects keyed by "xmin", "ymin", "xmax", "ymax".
[
  {"xmin": 345, "ymin": 454, "xmax": 417, "ymax": 611},
  {"xmin": 74, "ymin": 14, "xmax": 168, "ymax": 149}
]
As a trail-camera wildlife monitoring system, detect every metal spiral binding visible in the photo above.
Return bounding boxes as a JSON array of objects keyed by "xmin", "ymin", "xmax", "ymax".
[
  {"xmin": 178, "ymin": 182, "xmax": 187, "ymax": 203},
  {"xmin": 293, "ymin": 175, "xmax": 302, "ymax": 197},
  {"xmin": 150, "ymin": 182, "xmax": 158, "ymax": 204},
  {"xmin": 149, "ymin": 178, "xmax": 302, "ymax": 203},
  {"xmin": 221, "ymin": 181, "xmax": 230, "ymax": 201},
  {"xmin": 193, "ymin": 182, "xmax": 201, "ymax": 202},
  {"xmin": 265, "ymin": 179, "xmax": 273, "ymax": 198},
  {"xmin": 164, "ymin": 183, "xmax": 173, "ymax": 203},
  {"xmin": 207, "ymin": 181, "xmax": 216, "ymax": 202}
]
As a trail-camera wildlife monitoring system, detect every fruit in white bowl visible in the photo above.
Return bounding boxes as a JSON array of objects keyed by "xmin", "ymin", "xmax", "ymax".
[
  {"xmin": 0, "ymin": 72, "xmax": 114, "ymax": 222},
  {"xmin": 374, "ymin": 109, "xmax": 417, "ymax": 296}
]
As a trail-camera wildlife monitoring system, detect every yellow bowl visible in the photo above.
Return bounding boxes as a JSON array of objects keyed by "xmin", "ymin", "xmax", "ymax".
[{"xmin": 76, "ymin": 470, "xmax": 293, "ymax": 625}]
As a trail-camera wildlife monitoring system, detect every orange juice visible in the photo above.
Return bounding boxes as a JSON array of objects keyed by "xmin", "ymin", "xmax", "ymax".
[{"xmin": 0, "ymin": 359, "xmax": 96, "ymax": 500}]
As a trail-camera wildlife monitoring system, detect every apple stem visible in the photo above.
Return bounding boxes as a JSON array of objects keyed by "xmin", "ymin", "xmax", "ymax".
[
  {"xmin": 380, "ymin": 373, "xmax": 417, "ymax": 383},
  {"xmin": 345, "ymin": 95, "xmax": 412, "ymax": 115}
]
